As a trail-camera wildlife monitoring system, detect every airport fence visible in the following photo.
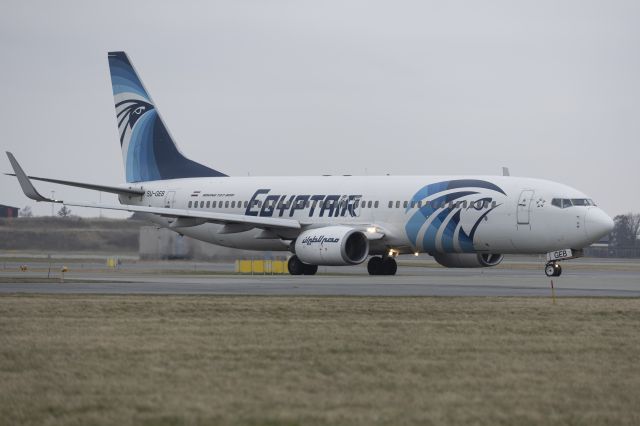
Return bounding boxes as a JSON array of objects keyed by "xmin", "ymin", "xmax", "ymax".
[{"xmin": 584, "ymin": 246, "xmax": 640, "ymax": 258}]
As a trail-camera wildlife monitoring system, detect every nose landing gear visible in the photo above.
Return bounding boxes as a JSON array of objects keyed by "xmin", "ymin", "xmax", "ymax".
[
  {"xmin": 544, "ymin": 262, "xmax": 562, "ymax": 277},
  {"xmin": 543, "ymin": 248, "xmax": 582, "ymax": 277}
]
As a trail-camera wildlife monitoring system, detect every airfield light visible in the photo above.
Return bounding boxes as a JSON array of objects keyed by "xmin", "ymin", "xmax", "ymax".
[{"xmin": 367, "ymin": 227, "xmax": 376, "ymax": 233}]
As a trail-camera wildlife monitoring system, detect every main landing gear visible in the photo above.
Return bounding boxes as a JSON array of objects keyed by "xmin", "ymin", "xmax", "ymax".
[
  {"xmin": 545, "ymin": 262, "xmax": 562, "ymax": 277},
  {"xmin": 288, "ymin": 255, "xmax": 318, "ymax": 276},
  {"xmin": 367, "ymin": 256, "xmax": 397, "ymax": 276}
]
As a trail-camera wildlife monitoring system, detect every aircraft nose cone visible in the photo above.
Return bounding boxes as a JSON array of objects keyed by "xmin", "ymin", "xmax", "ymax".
[{"xmin": 585, "ymin": 208, "xmax": 614, "ymax": 242}]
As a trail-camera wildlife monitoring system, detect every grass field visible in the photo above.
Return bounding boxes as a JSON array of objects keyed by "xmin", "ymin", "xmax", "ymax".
[{"xmin": 1, "ymin": 296, "xmax": 639, "ymax": 426}]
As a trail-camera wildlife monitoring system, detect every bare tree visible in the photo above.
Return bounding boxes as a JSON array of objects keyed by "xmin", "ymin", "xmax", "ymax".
[
  {"xmin": 19, "ymin": 206, "xmax": 33, "ymax": 217},
  {"xmin": 611, "ymin": 213, "xmax": 640, "ymax": 248},
  {"xmin": 57, "ymin": 206, "xmax": 72, "ymax": 217},
  {"xmin": 630, "ymin": 213, "xmax": 640, "ymax": 247}
]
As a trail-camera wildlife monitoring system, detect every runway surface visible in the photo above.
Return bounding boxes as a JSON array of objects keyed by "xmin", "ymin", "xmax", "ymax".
[{"xmin": 1, "ymin": 258, "xmax": 639, "ymax": 296}]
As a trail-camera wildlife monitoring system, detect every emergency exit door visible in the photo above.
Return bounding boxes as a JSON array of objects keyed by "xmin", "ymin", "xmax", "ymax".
[{"xmin": 164, "ymin": 191, "xmax": 176, "ymax": 208}]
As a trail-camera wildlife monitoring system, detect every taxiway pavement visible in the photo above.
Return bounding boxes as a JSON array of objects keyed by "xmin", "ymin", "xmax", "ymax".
[{"xmin": 1, "ymin": 259, "xmax": 638, "ymax": 296}]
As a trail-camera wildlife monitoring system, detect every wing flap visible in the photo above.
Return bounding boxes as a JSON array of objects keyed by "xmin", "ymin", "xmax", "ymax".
[{"xmin": 64, "ymin": 200, "xmax": 301, "ymax": 230}]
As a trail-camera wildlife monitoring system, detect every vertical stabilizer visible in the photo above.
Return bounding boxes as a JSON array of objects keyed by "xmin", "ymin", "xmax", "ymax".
[{"xmin": 108, "ymin": 51, "xmax": 226, "ymax": 182}]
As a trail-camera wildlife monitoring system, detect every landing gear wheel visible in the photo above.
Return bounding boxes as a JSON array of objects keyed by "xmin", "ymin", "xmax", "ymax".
[
  {"xmin": 288, "ymin": 256, "xmax": 305, "ymax": 276},
  {"xmin": 288, "ymin": 256, "xmax": 317, "ymax": 276},
  {"xmin": 303, "ymin": 264, "xmax": 318, "ymax": 275},
  {"xmin": 545, "ymin": 263, "xmax": 562, "ymax": 277},
  {"xmin": 544, "ymin": 264, "xmax": 555, "ymax": 277},
  {"xmin": 381, "ymin": 257, "xmax": 398, "ymax": 276},
  {"xmin": 554, "ymin": 264, "xmax": 562, "ymax": 277},
  {"xmin": 367, "ymin": 256, "xmax": 383, "ymax": 275},
  {"xmin": 367, "ymin": 256, "xmax": 397, "ymax": 275}
]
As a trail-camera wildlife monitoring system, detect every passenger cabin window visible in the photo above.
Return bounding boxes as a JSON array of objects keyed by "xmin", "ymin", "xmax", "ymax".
[
  {"xmin": 367, "ymin": 201, "xmax": 372, "ymax": 208},
  {"xmin": 188, "ymin": 201, "xmax": 192, "ymax": 208},
  {"xmin": 212, "ymin": 201, "xmax": 217, "ymax": 208},
  {"xmin": 206, "ymin": 201, "xmax": 210, "ymax": 208},
  {"xmin": 395, "ymin": 201, "xmax": 400, "ymax": 208},
  {"xmin": 225, "ymin": 201, "xmax": 229, "ymax": 208},
  {"xmin": 388, "ymin": 201, "xmax": 393, "ymax": 208},
  {"xmin": 403, "ymin": 201, "xmax": 408, "ymax": 208},
  {"xmin": 374, "ymin": 201, "xmax": 379, "ymax": 208},
  {"xmin": 200, "ymin": 201, "xmax": 204, "ymax": 208}
]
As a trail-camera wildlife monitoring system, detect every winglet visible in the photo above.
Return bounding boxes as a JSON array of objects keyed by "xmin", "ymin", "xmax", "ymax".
[{"xmin": 6, "ymin": 152, "xmax": 58, "ymax": 202}]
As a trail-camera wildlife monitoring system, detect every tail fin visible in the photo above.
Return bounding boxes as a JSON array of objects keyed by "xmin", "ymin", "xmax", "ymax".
[{"xmin": 108, "ymin": 51, "xmax": 226, "ymax": 182}]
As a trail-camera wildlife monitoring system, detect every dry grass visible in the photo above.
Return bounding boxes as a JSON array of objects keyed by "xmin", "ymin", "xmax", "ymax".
[{"xmin": 1, "ymin": 296, "xmax": 639, "ymax": 426}]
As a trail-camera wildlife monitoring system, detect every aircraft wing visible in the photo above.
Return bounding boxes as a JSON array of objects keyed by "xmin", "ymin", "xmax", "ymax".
[
  {"xmin": 6, "ymin": 151, "xmax": 301, "ymax": 230},
  {"xmin": 3, "ymin": 173, "xmax": 145, "ymax": 197}
]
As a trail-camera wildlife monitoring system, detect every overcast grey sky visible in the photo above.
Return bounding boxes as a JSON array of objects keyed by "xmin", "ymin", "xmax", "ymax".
[{"xmin": 1, "ymin": 0, "xmax": 639, "ymax": 217}]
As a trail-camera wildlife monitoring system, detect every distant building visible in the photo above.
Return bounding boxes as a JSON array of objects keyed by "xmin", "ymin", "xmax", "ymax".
[
  {"xmin": 139, "ymin": 226, "xmax": 286, "ymax": 261},
  {"xmin": 0, "ymin": 205, "xmax": 19, "ymax": 218}
]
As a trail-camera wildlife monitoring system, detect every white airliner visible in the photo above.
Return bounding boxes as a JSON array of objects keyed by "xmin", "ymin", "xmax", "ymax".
[{"xmin": 6, "ymin": 51, "xmax": 614, "ymax": 277}]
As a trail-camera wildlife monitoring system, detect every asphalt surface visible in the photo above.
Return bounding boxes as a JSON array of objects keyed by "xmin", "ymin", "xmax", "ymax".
[{"xmin": 1, "ymin": 258, "xmax": 638, "ymax": 296}]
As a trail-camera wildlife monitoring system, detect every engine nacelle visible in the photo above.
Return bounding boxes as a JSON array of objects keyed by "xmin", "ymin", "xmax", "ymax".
[
  {"xmin": 433, "ymin": 253, "xmax": 504, "ymax": 268},
  {"xmin": 294, "ymin": 226, "xmax": 369, "ymax": 266}
]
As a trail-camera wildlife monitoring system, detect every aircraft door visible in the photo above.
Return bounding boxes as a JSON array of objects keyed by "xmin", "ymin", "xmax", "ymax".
[
  {"xmin": 517, "ymin": 190, "xmax": 534, "ymax": 225},
  {"xmin": 349, "ymin": 196, "xmax": 362, "ymax": 218},
  {"xmin": 164, "ymin": 191, "xmax": 176, "ymax": 208}
]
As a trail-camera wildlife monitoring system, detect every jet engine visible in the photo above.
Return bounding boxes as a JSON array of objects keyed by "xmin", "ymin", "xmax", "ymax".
[
  {"xmin": 294, "ymin": 226, "xmax": 369, "ymax": 266},
  {"xmin": 433, "ymin": 253, "xmax": 504, "ymax": 268}
]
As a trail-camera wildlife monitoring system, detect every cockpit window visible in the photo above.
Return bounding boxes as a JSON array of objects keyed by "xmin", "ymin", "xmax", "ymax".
[
  {"xmin": 552, "ymin": 198, "xmax": 596, "ymax": 208},
  {"xmin": 572, "ymin": 198, "xmax": 595, "ymax": 206}
]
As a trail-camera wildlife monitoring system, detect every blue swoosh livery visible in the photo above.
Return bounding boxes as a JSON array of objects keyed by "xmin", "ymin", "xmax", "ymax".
[
  {"xmin": 405, "ymin": 179, "xmax": 505, "ymax": 253},
  {"xmin": 108, "ymin": 51, "xmax": 226, "ymax": 182}
]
